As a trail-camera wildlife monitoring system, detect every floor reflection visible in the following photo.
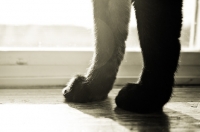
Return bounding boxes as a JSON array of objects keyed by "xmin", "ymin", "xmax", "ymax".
[
  {"xmin": 65, "ymin": 97, "xmax": 200, "ymax": 132},
  {"xmin": 66, "ymin": 97, "xmax": 170, "ymax": 132}
]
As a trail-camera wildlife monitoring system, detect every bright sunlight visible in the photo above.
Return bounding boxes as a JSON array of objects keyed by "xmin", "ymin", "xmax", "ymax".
[{"xmin": 0, "ymin": 0, "xmax": 195, "ymax": 48}]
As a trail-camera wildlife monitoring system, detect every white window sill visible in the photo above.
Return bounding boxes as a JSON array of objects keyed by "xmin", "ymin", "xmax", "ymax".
[{"xmin": 0, "ymin": 49, "xmax": 199, "ymax": 87}]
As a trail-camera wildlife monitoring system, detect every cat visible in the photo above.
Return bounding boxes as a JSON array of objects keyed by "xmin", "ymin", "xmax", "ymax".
[{"xmin": 62, "ymin": 0, "xmax": 183, "ymax": 113}]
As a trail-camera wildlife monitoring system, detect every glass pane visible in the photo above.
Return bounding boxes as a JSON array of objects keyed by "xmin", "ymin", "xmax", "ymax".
[
  {"xmin": 0, "ymin": 0, "xmax": 196, "ymax": 48},
  {"xmin": 127, "ymin": 0, "xmax": 195, "ymax": 48}
]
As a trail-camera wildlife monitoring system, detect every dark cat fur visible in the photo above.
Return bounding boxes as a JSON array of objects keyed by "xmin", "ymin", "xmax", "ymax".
[{"xmin": 62, "ymin": 0, "xmax": 183, "ymax": 113}]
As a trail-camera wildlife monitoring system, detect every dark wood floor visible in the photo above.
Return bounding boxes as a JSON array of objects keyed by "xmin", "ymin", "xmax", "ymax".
[{"xmin": 0, "ymin": 86, "xmax": 200, "ymax": 132}]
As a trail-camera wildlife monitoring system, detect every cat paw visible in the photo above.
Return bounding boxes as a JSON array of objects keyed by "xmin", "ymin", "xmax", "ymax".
[
  {"xmin": 62, "ymin": 75, "xmax": 108, "ymax": 103},
  {"xmin": 115, "ymin": 83, "xmax": 172, "ymax": 113}
]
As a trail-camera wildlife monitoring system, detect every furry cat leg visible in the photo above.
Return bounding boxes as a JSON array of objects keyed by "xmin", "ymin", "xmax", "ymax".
[
  {"xmin": 62, "ymin": 0, "xmax": 131, "ymax": 102},
  {"xmin": 116, "ymin": 0, "xmax": 183, "ymax": 113}
]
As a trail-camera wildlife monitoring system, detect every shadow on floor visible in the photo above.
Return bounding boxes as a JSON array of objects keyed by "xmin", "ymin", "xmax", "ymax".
[{"xmin": 64, "ymin": 97, "xmax": 200, "ymax": 132}]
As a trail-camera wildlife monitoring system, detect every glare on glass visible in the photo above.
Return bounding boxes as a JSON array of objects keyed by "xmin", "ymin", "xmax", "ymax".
[{"xmin": 0, "ymin": 0, "xmax": 196, "ymax": 48}]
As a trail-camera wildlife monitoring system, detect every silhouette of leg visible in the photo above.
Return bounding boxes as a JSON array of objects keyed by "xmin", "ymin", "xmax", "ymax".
[
  {"xmin": 116, "ymin": 0, "xmax": 183, "ymax": 113},
  {"xmin": 62, "ymin": 0, "xmax": 131, "ymax": 102}
]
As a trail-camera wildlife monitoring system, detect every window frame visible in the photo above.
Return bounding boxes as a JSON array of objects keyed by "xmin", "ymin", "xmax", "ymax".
[{"xmin": 0, "ymin": 0, "xmax": 199, "ymax": 87}]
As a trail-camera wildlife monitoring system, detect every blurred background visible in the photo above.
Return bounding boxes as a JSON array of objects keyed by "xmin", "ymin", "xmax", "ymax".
[{"xmin": 0, "ymin": 0, "xmax": 196, "ymax": 49}]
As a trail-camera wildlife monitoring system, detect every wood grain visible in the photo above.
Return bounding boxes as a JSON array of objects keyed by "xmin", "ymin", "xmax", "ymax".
[{"xmin": 0, "ymin": 87, "xmax": 200, "ymax": 132}]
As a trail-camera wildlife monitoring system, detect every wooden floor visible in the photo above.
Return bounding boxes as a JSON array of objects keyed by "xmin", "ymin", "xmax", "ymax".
[{"xmin": 0, "ymin": 86, "xmax": 200, "ymax": 132}]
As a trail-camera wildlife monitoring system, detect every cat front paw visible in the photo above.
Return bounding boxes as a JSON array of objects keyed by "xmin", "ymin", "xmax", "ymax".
[
  {"xmin": 62, "ymin": 75, "xmax": 89, "ymax": 102},
  {"xmin": 115, "ymin": 83, "xmax": 172, "ymax": 113},
  {"xmin": 62, "ymin": 75, "xmax": 107, "ymax": 103}
]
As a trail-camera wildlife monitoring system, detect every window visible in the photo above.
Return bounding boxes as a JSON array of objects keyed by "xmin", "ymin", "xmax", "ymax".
[{"xmin": 0, "ymin": 0, "xmax": 199, "ymax": 87}]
